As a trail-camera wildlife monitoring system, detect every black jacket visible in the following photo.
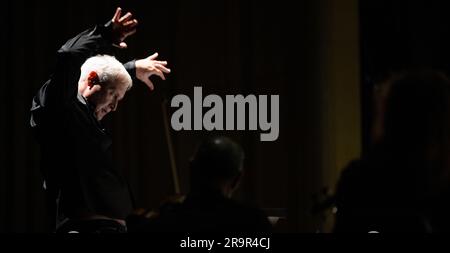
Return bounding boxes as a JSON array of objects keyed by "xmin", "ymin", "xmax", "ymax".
[
  {"xmin": 128, "ymin": 190, "xmax": 273, "ymax": 232},
  {"xmin": 30, "ymin": 22, "xmax": 136, "ymax": 222}
]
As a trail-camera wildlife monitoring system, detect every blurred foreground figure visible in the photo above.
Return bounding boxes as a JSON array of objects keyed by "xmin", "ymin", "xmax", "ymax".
[
  {"xmin": 334, "ymin": 71, "xmax": 450, "ymax": 233},
  {"xmin": 128, "ymin": 136, "xmax": 272, "ymax": 232}
]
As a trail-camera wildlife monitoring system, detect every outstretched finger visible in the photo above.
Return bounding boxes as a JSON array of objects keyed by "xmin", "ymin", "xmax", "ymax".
[
  {"xmin": 156, "ymin": 64, "xmax": 171, "ymax": 74},
  {"xmin": 148, "ymin": 52, "xmax": 158, "ymax": 60},
  {"xmin": 124, "ymin": 19, "xmax": 138, "ymax": 28},
  {"xmin": 124, "ymin": 28, "xmax": 137, "ymax": 38},
  {"xmin": 155, "ymin": 69, "xmax": 166, "ymax": 80},
  {"xmin": 119, "ymin": 12, "xmax": 133, "ymax": 23},
  {"xmin": 112, "ymin": 7, "xmax": 121, "ymax": 22}
]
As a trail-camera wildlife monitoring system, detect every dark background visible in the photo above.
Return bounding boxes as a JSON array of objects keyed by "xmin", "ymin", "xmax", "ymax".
[
  {"xmin": 1, "ymin": 0, "xmax": 450, "ymax": 232},
  {"xmin": 360, "ymin": 0, "xmax": 450, "ymax": 151}
]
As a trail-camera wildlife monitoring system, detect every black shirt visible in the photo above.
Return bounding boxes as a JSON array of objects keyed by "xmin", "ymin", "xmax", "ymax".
[
  {"xmin": 128, "ymin": 190, "xmax": 273, "ymax": 232},
  {"xmin": 333, "ymin": 159, "xmax": 433, "ymax": 233},
  {"xmin": 30, "ymin": 23, "xmax": 136, "ymax": 221}
]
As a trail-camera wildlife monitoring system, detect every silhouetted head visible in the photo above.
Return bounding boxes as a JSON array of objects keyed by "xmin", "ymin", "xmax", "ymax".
[
  {"xmin": 189, "ymin": 136, "xmax": 245, "ymax": 197},
  {"xmin": 373, "ymin": 70, "xmax": 450, "ymax": 197}
]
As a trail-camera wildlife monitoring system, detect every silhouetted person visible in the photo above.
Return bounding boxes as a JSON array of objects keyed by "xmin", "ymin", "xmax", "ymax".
[
  {"xmin": 128, "ymin": 136, "xmax": 272, "ymax": 232},
  {"xmin": 334, "ymin": 70, "xmax": 450, "ymax": 233}
]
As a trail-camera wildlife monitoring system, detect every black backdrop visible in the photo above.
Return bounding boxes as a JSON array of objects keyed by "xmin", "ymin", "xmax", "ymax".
[
  {"xmin": 0, "ymin": 0, "xmax": 310, "ymax": 232},
  {"xmin": 360, "ymin": 0, "xmax": 450, "ymax": 151},
  {"xmin": 3, "ymin": 0, "xmax": 450, "ymax": 233}
]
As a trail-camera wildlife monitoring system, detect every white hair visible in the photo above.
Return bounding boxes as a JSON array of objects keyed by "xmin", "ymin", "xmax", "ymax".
[{"xmin": 79, "ymin": 55, "xmax": 132, "ymax": 89}]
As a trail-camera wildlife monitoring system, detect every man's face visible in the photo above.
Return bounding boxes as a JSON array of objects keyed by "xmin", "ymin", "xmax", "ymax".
[{"xmin": 88, "ymin": 80, "xmax": 128, "ymax": 121}]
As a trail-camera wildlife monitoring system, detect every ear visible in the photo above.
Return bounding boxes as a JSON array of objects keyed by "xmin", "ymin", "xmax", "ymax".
[{"xmin": 87, "ymin": 71, "xmax": 100, "ymax": 89}]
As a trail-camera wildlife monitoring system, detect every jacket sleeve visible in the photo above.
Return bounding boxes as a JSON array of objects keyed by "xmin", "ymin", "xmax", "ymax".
[
  {"xmin": 43, "ymin": 22, "xmax": 118, "ymax": 108},
  {"xmin": 123, "ymin": 59, "xmax": 138, "ymax": 85}
]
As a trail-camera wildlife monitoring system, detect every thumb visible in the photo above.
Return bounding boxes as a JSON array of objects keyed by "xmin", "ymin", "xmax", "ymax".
[
  {"xmin": 148, "ymin": 52, "xmax": 159, "ymax": 60},
  {"xmin": 119, "ymin": 42, "xmax": 128, "ymax": 49}
]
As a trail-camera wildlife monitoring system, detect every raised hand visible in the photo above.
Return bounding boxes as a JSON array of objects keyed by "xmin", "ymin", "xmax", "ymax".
[
  {"xmin": 135, "ymin": 52, "xmax": 171, "ymax": 90},
  {"xmin": 111, "ymin": 7, "xmax": 138, "ymax": 49}
]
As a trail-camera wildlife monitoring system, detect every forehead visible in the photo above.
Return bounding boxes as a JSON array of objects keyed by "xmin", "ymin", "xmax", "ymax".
[
  {"xmin": 109, "ymin": 79, "xmax": 129, "ymax": 97},
  {"xmin": 116, "ymin": 85, "xmax": 128, "ymax": 99}
]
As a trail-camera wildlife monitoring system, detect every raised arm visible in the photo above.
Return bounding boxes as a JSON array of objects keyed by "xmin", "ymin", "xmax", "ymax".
[
  {"xmin": 58, "ymin": 7, "xmax": 137, "ymax": 64},
  {"xmin": 45, "ymin": 7, "xmax": 138, "ymax": 106}
]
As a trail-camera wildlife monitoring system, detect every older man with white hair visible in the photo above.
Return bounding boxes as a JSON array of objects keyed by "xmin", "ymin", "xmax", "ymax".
[{"xmin": 30, "ymin": 7, "xmax": 170, "ymax": 233}]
